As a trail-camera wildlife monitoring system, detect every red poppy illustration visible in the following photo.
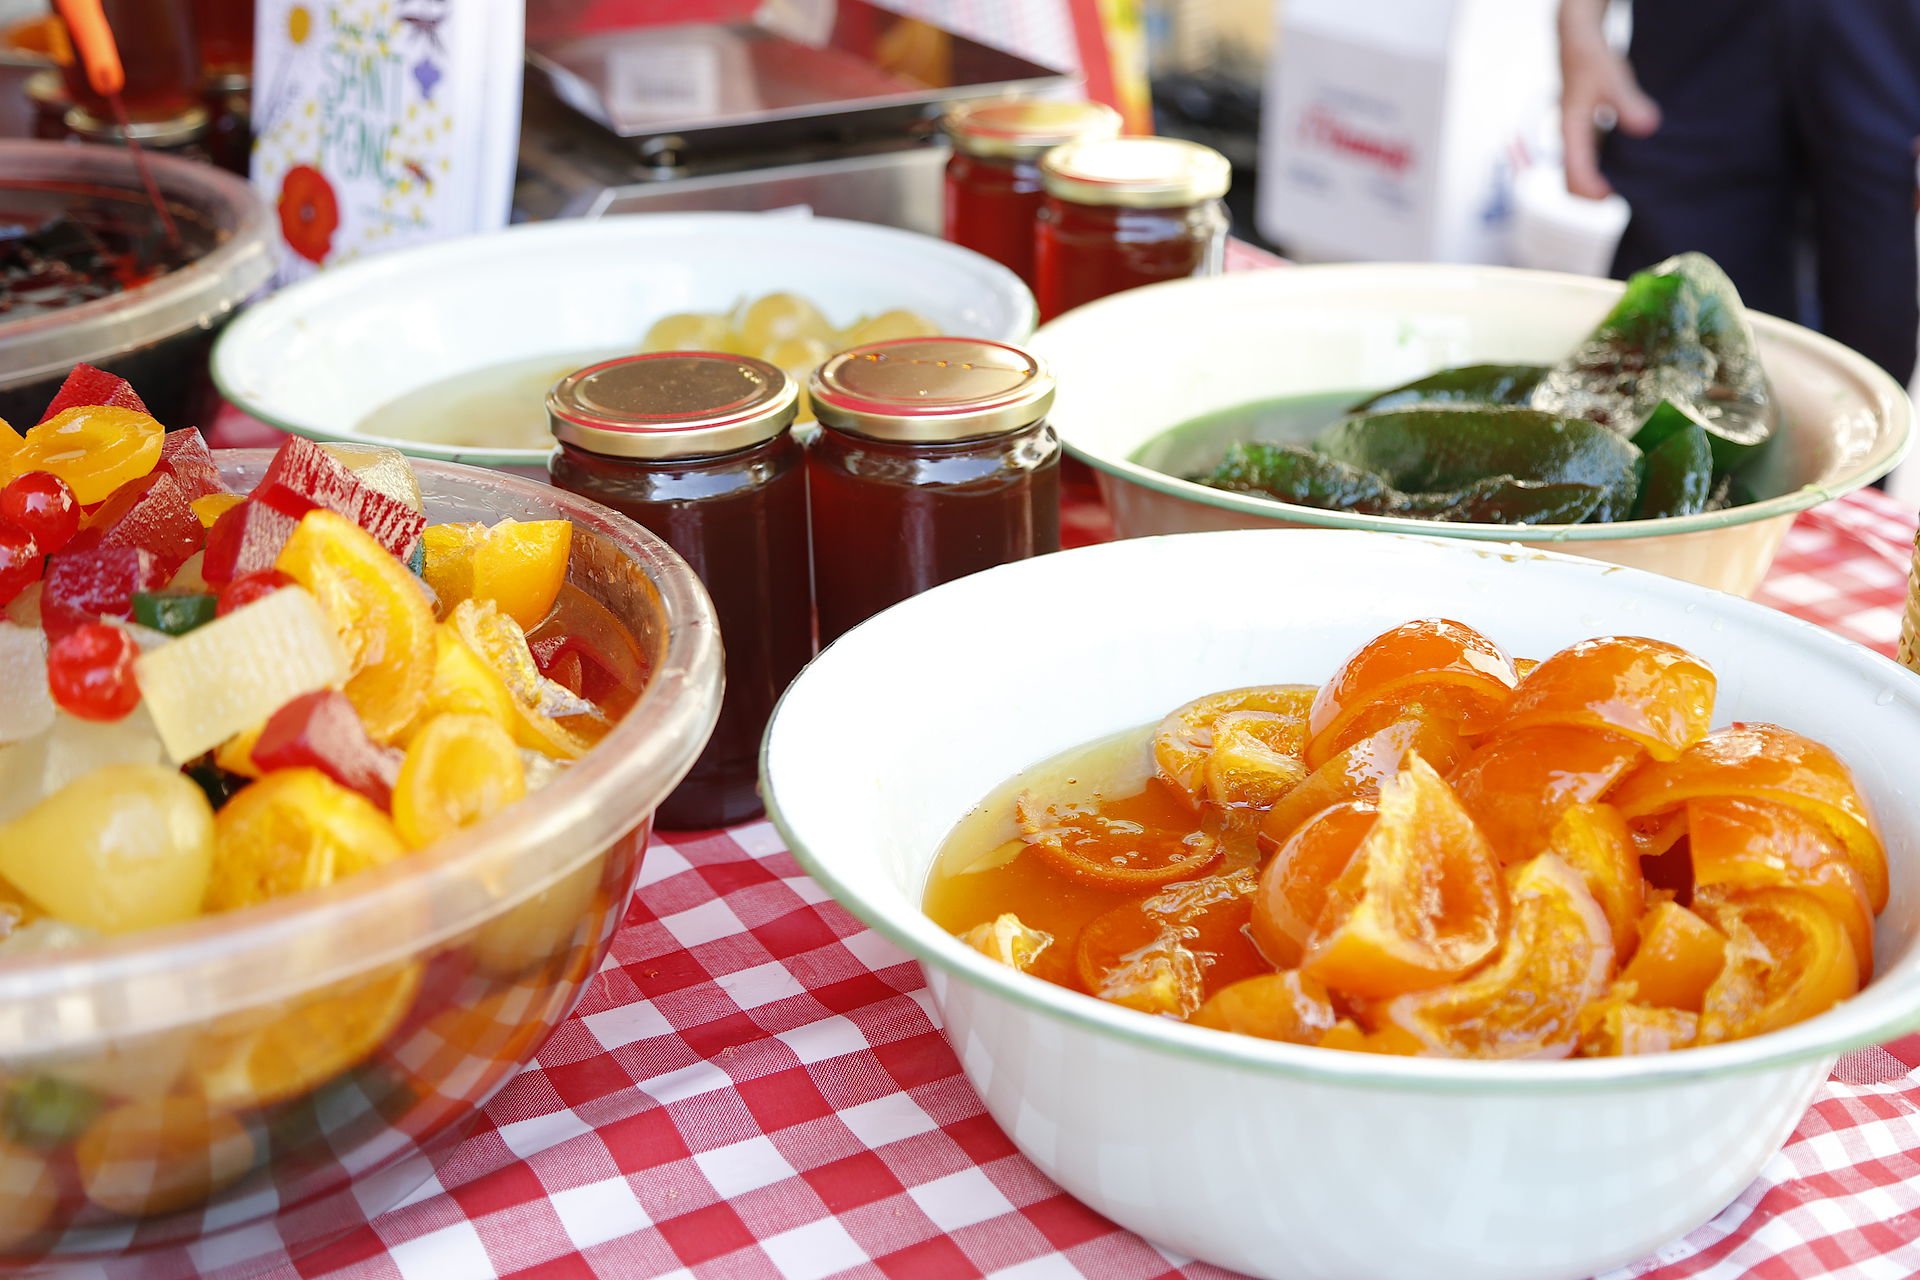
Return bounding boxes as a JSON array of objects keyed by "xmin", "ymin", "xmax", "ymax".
[{"xmin": 277, "ymin": 164, "xmax": 340, "ymax": 264}]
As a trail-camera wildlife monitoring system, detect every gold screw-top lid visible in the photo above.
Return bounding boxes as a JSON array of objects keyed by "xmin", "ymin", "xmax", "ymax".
[
  {"xmin": 1041, "ymin": 135, "xmax": 1231, "ymax": 209},
  {"xmin": 548, "ymin": 352, "xmax": 798, "ymax": 460},
  {"xmin": 809, "ymin": 337, "xmax": 1055, "ymax": 444},
  {"xmin": 942, "ymin": 97, "xmax": 1122, "ymax": 161}
]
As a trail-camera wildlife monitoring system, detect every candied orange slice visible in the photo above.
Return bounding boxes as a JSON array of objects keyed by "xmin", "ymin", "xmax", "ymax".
[
  {"xmin": 193, "ymin": 963, "xmax": 422, "ymax": 1110},
  {"xmin": 1629, "ymin": 810, "xmax": 1688, "ymax": 859},
  {"xmin": 1300, "ymin": 755, "xmax": 1505, "ymax": 999},
  {"xmin": 447, "ymin": 599, "xmax": 605, "ymax": 759},
  {"xmin": 1203, "ymin": 710, "xmax": 1309, "ymax": 810},
  {"xmin": 1449, "ymin": 726, "xmax": 1643, "ymax": 862},
  {"xmin": 420, "ymin": 522, "xmax": 485, "ymax": 616},
  {"xmin": 1075, "ymin": 911, "xmax": 1206, "ymax": 1018},
  {"xmin": 1260, "ymin": 713, "xmax": 1465, "ymax": 850},
  {"xmin": 191, "ymin": 491, "xmax": 244, "ymax": 529},
  {"xmin": 1250, "ymin": 800, "xmax": 1376, "ymax": 967},
  {"xmin": 1315, "ymin": 1019, "xmax": 1423, "ymax": 1055},
  {"xmin": 7, "ymin": 405, "xmax": 163, "ymax": 504},
  {"xmin": 277, "ymin": 510, "xmax": 435, "ymax": 742},
  {"xmin": 1696, "ymin": 889, "xmax": 1859, "ymax": 1044},
  {"xmin": 1374, "ymin": 853, "xmax": 1615, "ymax": 1058},
  {"xmin": 75, "ymin": 1097, "xmax": 255, "ymax": 1218},
  {"xmin": 1077, "ymin": 872, "xmax": 1265, "ymax": 1013},
  {"xmin": 1610, "ymin": 724, "xmax": 1888, "ymax": 911},
  {"xmin": 1498, "ymin": 637, "xmax": 1715, "ymax": 762},
  {"xmin": 1576, "ymin": 987, "xmax": 1697, "ymax": 1056},
  {"xmin": 1152, "ymin": 684, "xmax": 1315, "ymax": 805},
  {"xmin": 1690, "ymin": 798, "xmax": 1874, "ymax": 983},
  {"xmin": 962, "ymin": 913, "xmax": 1054, "ymax": 972},
  {"xmin": 1016, "ymin": 788, "xmax": 1222, "ymax": 891},
  {"xmin": 207, "ymin": 767, "xmax": 407, "ymax": 911},
  {"xmin": 472, "ymin": 519, "xmax": 573, "ymax": 630},
  {"xmin": 1618, "ymin": 900, "xmax": 1725, "ymax": 1011},
  {"xmin": 392, "ymin": 713, "xmax": 527, "ymax": 850},
  {"xmin": 1191, "ymin": 972, "xmax": 1338, "ymax": 1043},
  {"xmin": 1544, "ymin": 804, "xmax": 1643, "ymax": 954},
  {"xmin": 1304, "ymin": 619, "xmax": 1517, "ymax": 767}
]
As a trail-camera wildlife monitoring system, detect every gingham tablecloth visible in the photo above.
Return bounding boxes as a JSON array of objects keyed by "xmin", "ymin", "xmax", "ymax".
[{"xmin": 155, "ymin": 484, "xmax": 1911, "ymax": 1280}]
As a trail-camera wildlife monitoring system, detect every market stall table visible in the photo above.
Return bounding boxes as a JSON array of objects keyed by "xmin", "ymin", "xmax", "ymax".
[{"xmin": 164, "ymin": 465, "xmax": 1920, "ymax": 1280}]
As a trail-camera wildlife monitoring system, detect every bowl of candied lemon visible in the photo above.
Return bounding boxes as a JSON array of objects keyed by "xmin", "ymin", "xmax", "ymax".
[
  {"xmin": 764, "ymin": 527, "xmax": 1920, "ymax": 1280},
  {"xmin": 0, "ymin": 367, "xmax": 721, "ymax": 1271}
]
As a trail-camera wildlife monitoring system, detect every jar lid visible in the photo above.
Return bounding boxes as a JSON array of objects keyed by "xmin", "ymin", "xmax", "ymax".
[
  {"xmin": 24, "ymin": 69, "xmax": 66, "ymax": 109},
  {"xmin": 1041, "ymin": 135, "xmax": 1231, "ymax": 209},
  {"xmin": 809, "ymin": 337, "xmax": 1054, "ymax": 443},
  {"xmin": 64, "ymin": 103, "xmax": 210, "ymax": 146},
  {"xmin": 548, "ymin": 352, "xmax": 798, "ymax": 460},
  {"xmin": 943, "ymin": 97, "xmax": 1122, "ymax": 160}
]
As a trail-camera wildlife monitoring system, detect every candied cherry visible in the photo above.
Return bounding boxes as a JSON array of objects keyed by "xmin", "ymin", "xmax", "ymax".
[
  {"xmin": 0, "ymin": 472, "xmax": 79, "ymax": 555},
  {"xmin": 216, "ymin": 568, "xmax": 293, "ymax": 617},
  {"xmin": 0, "ymin": 520, "xmax": 42, "ymax": 606},
  {"xmin": 47, "ymin": 622, "xmax": 140, "ymax": 721}
]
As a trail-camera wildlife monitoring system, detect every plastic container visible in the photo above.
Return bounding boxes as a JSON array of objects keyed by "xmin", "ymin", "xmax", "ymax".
[
  {"xmin": 0, "ymin": 140, "xmax": 273, "ymax": 432},
  {"xmin": 808, "ymin": 337, "xmax": 1061, "ymax": 645},
  {"xmin": 0, "ymin": 453, "xmax": 722, "ymax": 1275},
  {"xmin": 549, "ymin": 353, "xmax": 813, "ymax": 829}
]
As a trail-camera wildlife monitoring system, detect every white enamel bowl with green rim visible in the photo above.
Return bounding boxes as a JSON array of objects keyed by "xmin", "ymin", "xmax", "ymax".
[
  {"xmin": 211, "ymin": 212, "xmax": 1037, "ymax": 471},
  {"xmin": 762, "ymin": 529, "xmax": 1920, "ymax": 1280},
  {"xmin": 1029, "ymin": 264, "xmax": 1911, "ymax": 596}
]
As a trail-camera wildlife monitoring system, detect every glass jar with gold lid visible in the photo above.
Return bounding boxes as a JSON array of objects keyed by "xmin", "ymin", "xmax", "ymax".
[
  {"xmin": 548, "ymin": 352, "xmax": 812, "ymax": 829},
  {"xmin": 807, "ymin": 337, "xmax": 1061, "ymax": 645},
  {"xmin": 1034, "ymin": 135, "xmax": 1231, "ymax": 322},
  {"xmin": 942, "ymin": 97, "xmax": 1122, "ymax": 288}
]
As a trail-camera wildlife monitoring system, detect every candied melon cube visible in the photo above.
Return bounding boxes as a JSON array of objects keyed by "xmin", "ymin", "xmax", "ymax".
[
  {"xmin": 252, "ymin": 689, "xmax": 400, "ymax": 808},
  {"xmin": 201, "ymin": 500, "xmax": 299, "ymax": 587},
  {"xmin": 258, "ymin": 437, "xmax": 425, "ymax": 562},
  {"xmin": 133, "ymin": 587, "xmax": 350, "ymax": 763},
  {"xmin": 38, "ymin": 363, "xmax": 148, "ymax": 423},
  {"xmin": 319, "ymin": 442, "xmax": 424, "ymax": 514},
  {"xmin": 41, "ymin": 546, "xmax": 170, "ymax": 634},
  {"xmin": 156, "ymin": 429, "xmax": 225, "ymax": 501},
  {"xmin": 82, "ymin": 472, "xmax": 205, "ymax": 578}
]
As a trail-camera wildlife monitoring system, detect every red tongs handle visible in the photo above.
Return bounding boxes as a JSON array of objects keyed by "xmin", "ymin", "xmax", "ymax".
[{"xmin": 52, "ymin": 0, "xmax": 126, "ymax": 97}]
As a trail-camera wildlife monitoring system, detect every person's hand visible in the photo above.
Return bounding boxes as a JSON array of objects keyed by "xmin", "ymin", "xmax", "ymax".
[{"xmin": 1558, "ymin": 0, "xmax": 1661, "ymax": 199}]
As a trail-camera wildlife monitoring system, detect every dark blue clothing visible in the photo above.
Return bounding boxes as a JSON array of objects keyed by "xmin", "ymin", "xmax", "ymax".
[{"xmin": 1603, "ymin": 0, "xmax": 1920, "ymax": 383}]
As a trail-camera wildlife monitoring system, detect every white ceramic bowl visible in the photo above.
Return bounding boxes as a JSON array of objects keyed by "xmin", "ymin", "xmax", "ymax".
[
  {"xmin": 763, "ymin": 530, "xmax": 1920, "ymax": 1280},
  {"xmin": 212, "ymin": 213, "xmax": 1036, "ymax": 469},
  {"xmin": 1030, "ymin": 265, "xmax": 1912, "ymax": 596}
]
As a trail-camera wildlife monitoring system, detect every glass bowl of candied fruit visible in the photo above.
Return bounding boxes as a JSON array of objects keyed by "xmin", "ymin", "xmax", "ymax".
[
  {"xmin": 0, "ymin": 367, "xmax": 721, "ymax": 1272},
  {"xmin": 764, "ymin": 527, "xmax": 1920, "ymax": 1280}
]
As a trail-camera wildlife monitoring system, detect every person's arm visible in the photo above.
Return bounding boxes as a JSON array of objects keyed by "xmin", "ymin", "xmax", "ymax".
[{"xmin": 1558, "ymin": 0, "xmax": 1662, "ymax": 198}]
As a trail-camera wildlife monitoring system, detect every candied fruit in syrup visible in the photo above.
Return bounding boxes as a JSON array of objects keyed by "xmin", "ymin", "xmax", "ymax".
[
  {"xmin": 1696, "ymin": 890, "xmax": 1858, "ymax": 1044},
  {"xmin": 1618, "ymin": 900, "xmax": 1725, "ymax": 1012},
  {"xmin": 191, "ymin": 492, "xmax": 243, "ymax": 529},
  {"xmin": 1305, "ymin": 619, "xmax": 1517, "ymax": 767},
  {"xmin": 1301, "ymin": 755, "xmax": 1506, "ymax": 1000},
  {"xmin": 133, "ymin": 587, "xmax": 349, "ymax": 763},
  {"xmin": 447, "ymin": 599, "xmax": 603, "ymax": 758},
  {"xmin": 277, "ymin": 510, "xmax": 435, "ymax": 743},
  {"xmin": 41, "ymin": 545, "xmax": 168, "ymax": 634},
  {"xmin": 193, "ymin": 963, "xmax": 421, "ymax": 1111},
  {"xmin": 1203, "ymin": 710, "xmax": 1310, "ymax": 810},
  {"xmin": 201, "ymin": 500, "xmax": 299, "ymax": 587},
  {"xmin": 1543, "ymin": 803, "xmax": 1643, "ymax": 955},
  {"xmin": 0, "ymin": 472, "xmax": 79, "ymax": 554},
  {"xmin": 1078, "ymin": 913, "xmax": 1206, "ymax": 1018},
  {"xmin": 392, "ymin": 713, "xmax": 526, "ymax": 849},
  {"xmin": 37, "ymin": 362, "xmax": 147, "ymax": 423},
  {"xmin": 8, "ymin": 406, "xmax": 163, "ymax": 505},
  {"xmin": 1689, "ymin": 797, "xmax": 1874, "ymax": 982},
  {"xmin": 46, "ymin": 623, "xmax": 139, "ymax": 722},
  {"xmin": 1016, "ymin": 788, "xmax": 1222, "ymax": 891},
  {"xmin": 75, "ymin": 1098, "xmax": 254, "ymax": 1219},
  {"xmin": 1191, "ymin": 971, "xmax": 1339, "ymax": 1044},
  {"xmin": 525, "ymin": 586, "xmax": 652, "ymax": 715},
  {"xmin": 1577, "ymin": 992, "xmax": 1698, "ymax": 1056},
  {"xmin": 207, "ymin": 767, "xmax": 406, "ymax": 911},
  {"xmin": 258, "ymin": 436, "xmax": 426, "ymax": 562},
  {"xmin": 1374, "ymin": 853, "xmax": 1615, "ymax": 1059},
  {"xmin": 421, "ymin": 522, "xmax": 482, "ymax": 613},
  {"xmin": 1152, "ymin": 684, "xmax": 1317, "ymax": 805},
  {"xmin": 0, "ymin": 521, "xmax": 40, "ymax": 607},
  {"xmin": 1448, "ymin": 725, "xmax": 1643, "ymax": 864},
  {"xmin": 319, "ymin": 442, "xmax": 423, "ymax": 514},
  {"xmin": 1078, "ymin": 872, "xmax": 1268, "ymax": 1005},
  {"xmin": 472, "ymin": 519, "xmax": 572, "ymax": 630},
  {"xmin": 252, "ymin": 689, "xmax": 402, "ymax": 810},
  {"xmin": 963, "ymin": 913, "xmax": 1053, "ymax": 972},
  {"xmin": 417, "ymin": 623, "xmax": 519, "ymax": 734},
  {"xmin": 1610, "ymin": 723, "xmax": 1888, "ymax": 911},
  {"xmin": 155, "ymin": 428, "xmax": 225, "ymax": 501},
  {"xmin": 81, "ymin": 471, "xmax": 203, "ymax": 577},
  {"xmin": 1251, "ymin": 800, "xmax": 1376, "ymax": 967},
  {"xmin": 1499, "ymin": 637, "xmax": 1714, "ymax": 762},
  {"xmin": 1260, "ymin": 712, "xmax": 1465, "ymax": 850}
]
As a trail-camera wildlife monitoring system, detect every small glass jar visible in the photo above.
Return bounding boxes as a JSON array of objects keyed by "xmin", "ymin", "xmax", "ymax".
[
  {"xmin": 1034, "ymin": 136, "xmax": 1232, "ymax": 323},
  {"xmin": 549, "ymin": 353, "xmax": 814, "ymax": 829},
  {"xmin": 808, "ymin": 338, "xmax": 1061, "ymax": 645},
  {"xmin": 942, "ymin": 97, "xmax": 1121, "ymax": 289}
]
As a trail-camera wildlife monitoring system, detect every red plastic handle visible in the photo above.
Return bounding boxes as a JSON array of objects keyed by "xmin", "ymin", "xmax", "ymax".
[{"xmin": 52, "ymin": 0, "xmax": 125, "ymax": 96}]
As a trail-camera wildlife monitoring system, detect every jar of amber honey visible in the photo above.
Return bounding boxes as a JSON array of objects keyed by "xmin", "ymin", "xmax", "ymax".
[
  {"xmin": 1034, "ymin": 136, "xmax": 1231, "ymax": 322},
  {"xmin": 942, "ymin": 97, "xmax": 1121, "ymax": 288},
  {"xmin": 808, "ymin": 337, "xmax": 1060, "ymax": 645},
  {"xmin": 549, "ymin": 353, "xmax": 813, "ymax": 829}
]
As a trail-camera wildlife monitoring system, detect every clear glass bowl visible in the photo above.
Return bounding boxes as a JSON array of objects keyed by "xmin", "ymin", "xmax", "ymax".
[{"xmin": 0, "ymin": 455, "xmax": 721, "ymax": 1272}]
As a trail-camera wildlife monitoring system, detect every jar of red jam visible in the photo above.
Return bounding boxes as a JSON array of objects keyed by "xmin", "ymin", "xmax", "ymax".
[
  {"xmin": 942, "ymin": 97, "xmax": 1121, "ymax": 288},
  {"xmin": 549, "ymin": 353, "xmax": 813, "ymax": 829},
  {"xmin": 1034, "ymin": 136, "xmax": 1231, "ymax": 322},
  {"xmin": 808, "ymin": 338, "xmax": 1060, "ymax": 645}
]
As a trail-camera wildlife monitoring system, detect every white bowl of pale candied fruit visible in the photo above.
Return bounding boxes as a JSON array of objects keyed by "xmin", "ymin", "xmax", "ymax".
[
  {"xmin": 0, "ymin": 366, "xmax": 721, "ymax": 1272},
  {"xmin": 763, "ymin": 526, "xmax": 1920, "ymax": 1280}
]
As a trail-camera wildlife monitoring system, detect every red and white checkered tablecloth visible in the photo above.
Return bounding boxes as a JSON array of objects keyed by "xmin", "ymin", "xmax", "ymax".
[{"xmin": 152, "ymin": 484, "xmax": 1915, "ymax": 1280}]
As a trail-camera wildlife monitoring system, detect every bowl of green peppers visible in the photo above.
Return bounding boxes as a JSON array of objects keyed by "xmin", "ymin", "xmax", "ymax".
[{"xmin": 1032, "ymin": 254, "xmax": 1910, "ymax": 596}]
